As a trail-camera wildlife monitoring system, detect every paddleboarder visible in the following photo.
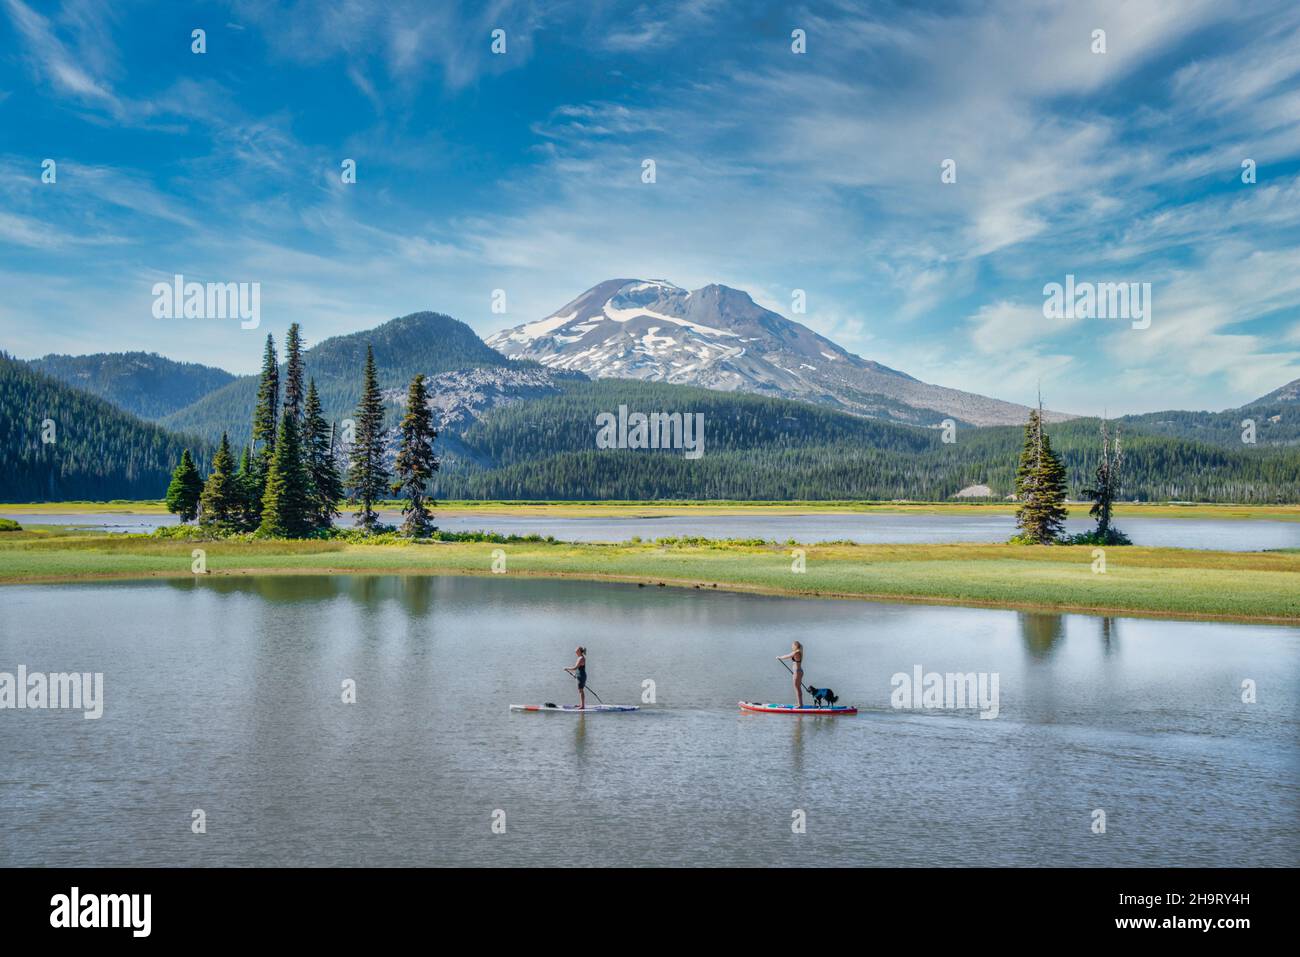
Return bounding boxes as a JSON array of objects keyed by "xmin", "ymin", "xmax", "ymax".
[
  {"xmin": 777, "ymin": 641, "xmax": 804, "ymax": 708},
  {"xmin": 565, "ymin": 646, "xmax": 588, "ymax": 710}
]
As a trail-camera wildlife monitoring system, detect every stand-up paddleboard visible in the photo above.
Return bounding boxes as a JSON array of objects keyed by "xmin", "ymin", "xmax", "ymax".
[
  {"xmin": 739, "ymin": 701, "xmax": 858, "ymax": 715},
  {"xmin": 510, "ymin": 703, "xmax": 639, "ymax": 713}
]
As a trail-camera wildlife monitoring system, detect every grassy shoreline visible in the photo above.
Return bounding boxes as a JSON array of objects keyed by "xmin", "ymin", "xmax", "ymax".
[
  {"xmin": 2, "ymin": 532, "xmax": 1297, "ymax": 623},
  {"xmin": 3, "ymin": 499, "xmax": 1300, "ymax": 521}
]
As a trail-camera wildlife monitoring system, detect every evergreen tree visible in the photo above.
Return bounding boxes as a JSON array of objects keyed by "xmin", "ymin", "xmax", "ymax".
[
  {"xmin": 347, "ymin": 344, "xmax": 389, "ymax": 530},
  {"xmin": 303, "ymin": 379, "xmax": 343, "ymax": 530},
  {"xmin": 199, "ymin": 433, "xmax": 241, "ymax": 531},
  {"xmin": 283, "ymin": 323, "xmax": 305, "ymax": 426},
  {"xmin": 1014, "ymin": 403, "xmax": 1069, "ymax": 544},
  {"xmin": 250, "ymin": 333, "xmax": 279, "ymax": 520},
  {"xmin": 258, "ymin": 412, "xmax": 313, "ymax": 538},
  {"xmin": 391, "ymin": 373, "xmax": 440, "ymax": 536},
  {"xmin": 235, "ymin": 445, "xmax": 258, "ymax": 531},
  {"xmin": 165, "ymin": 449, "xmax": 203, "ymax": 523}
]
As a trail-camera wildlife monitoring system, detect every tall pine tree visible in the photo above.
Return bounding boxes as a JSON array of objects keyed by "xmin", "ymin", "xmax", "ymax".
[
  {"xmin": 250, "ymin": 333, "xmax": 279, "ymax": 522},
  {"xmin": 199, "ymin": 433, "xmax": 241, "ymax": 531},
  {"xmin": 235, "ymin": 445, "xmax": 258, "ymax": 531},
  {"xmin": 258, "ymin": 413, "xmax": 313, "ymax": 537},
  {"xmin": 283, "ymin": 322, "xmax": 305, "ymax": 426},
  {"xmin": 392, "ymin": 373, "xmax": 440, "ymax": 537},
  {"xmin": 303, "ymin": 379, "xmax": 343, "ymax": 531},
  {"xmin": 347, "ymin": 344, "xmax": 389, "ymax": 530},
  {"xmin": 1014, "ymin": 402, "xmax": 1069, "ymax": 544},
  {"xmin": 165, "ymin": 449, "xmax": 203, "ymax": 523}
]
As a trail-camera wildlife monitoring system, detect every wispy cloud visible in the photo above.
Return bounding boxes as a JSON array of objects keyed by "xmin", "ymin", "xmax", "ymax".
[
  {"xmin": 230, "ymin": 0, "xmax": 550, "ymax": 93},
  {"xmin": 0, "ymin": 0, "xmax": 1296, "ymax": 407},
  {"xmin": 2, "ymin": 0, "xmax": 123, "ymax": 115}
]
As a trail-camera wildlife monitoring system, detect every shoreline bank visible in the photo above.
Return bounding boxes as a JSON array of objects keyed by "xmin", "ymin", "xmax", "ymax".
[
  {"xmin": 3, "ymin": 500, "xmax": 1300, "ymax": 521},
  {"xmin": 3, "ymin": 535, "xmax": 1297, "ymax": 623}
]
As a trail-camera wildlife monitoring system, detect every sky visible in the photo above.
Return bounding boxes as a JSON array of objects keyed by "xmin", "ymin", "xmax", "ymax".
[{"xmin": 1, "ymin": 0, "xmax": 1298, "ymax": 416}]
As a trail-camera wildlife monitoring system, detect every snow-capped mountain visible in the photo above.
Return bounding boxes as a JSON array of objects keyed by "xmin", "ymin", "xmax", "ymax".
[{"xmin": 487, "ymin": 279, "xmax": 1065, "ymax": 427}]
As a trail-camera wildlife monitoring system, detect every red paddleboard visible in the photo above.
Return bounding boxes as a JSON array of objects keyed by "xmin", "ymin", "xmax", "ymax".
[{"xmin": 739, "ymin": 700, "xmax": 858, "ymax": 715}]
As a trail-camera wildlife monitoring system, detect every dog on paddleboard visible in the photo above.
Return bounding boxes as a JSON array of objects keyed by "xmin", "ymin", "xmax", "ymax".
[{"xmin": 808, "ymin": 687, "xmax": 838, "ymax": 708}]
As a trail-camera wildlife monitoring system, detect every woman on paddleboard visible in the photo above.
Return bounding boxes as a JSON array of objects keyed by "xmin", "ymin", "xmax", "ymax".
[
  {"xmin": 777, "ymin": 641, "xmax": 804, "ymax": 707},
  {"xmin": 565, "ymin": 646, "xmax": 588, "ymax": 710}
]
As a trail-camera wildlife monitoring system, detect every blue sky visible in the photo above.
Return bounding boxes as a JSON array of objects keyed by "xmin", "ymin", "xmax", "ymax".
[{"xmin": 1, "ymin": 0, "xmax": 1298, "ymax": 415}]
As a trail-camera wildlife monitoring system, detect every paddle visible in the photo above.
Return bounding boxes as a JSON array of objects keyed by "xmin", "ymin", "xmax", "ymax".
[{"xmin": 563, "ymin": 669, "xmax": 604, "ymax": 705}]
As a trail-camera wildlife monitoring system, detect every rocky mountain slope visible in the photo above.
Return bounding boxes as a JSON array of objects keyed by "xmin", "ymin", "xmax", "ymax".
[
  {"xmin": 381, "ymin": 365, "xmax": 586, "ymax": 467},
  {"xmin": 487, "ymin": 279, "xmax": 1069, "ymax": 427}
]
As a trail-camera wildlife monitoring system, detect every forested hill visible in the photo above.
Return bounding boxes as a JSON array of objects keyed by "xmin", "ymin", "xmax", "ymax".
[
  {"xmin": 27, "ymin": 352, "xmax": 236, "ymax": 419},
  {"xmin": 1121, "ymin": 378, "xmax": 1300, "ymax": 448},
  {"xmin": 0, "ymin": 352, "xmax": 211, "ymax": 502},
  {"xmin": 160, "ymin": 311, "xmax": 514, "ymax": 449},
  {"xmin": 433, "ymin": 379, "xmax": 1300, "ymax": 502},
  {"xmin": 5, "ymin": 339, "xmax": 1299, "ymax": 502}
]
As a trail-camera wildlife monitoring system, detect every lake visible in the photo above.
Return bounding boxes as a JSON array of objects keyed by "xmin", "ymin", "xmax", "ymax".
[
  {"xmin": 6, "ymin": 509, "xmax": 1300, "ymax": 550},
  {"xmin": 1, "ymin": 575, "xmax": 1295, "ymax": 867}
]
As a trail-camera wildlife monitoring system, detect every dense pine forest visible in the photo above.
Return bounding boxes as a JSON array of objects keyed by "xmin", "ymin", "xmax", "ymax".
[
  {"xmin": 0, "ymin": 352, "xmax": 211, "ymax": 501},
  {"xmin": 431, "ymin": 378, "xmax": 1300, "ymax": 502},
  {"xmin": 5, "ymin": 327, "xmax": 1299, "ymax": 506},
  {"xmin": 1120, "ymin": 387, "xmax": 1300, "ymax": 448},
  {"xmin": 27, "ymin": 352, "xmax": 236, "ymax": 420}
]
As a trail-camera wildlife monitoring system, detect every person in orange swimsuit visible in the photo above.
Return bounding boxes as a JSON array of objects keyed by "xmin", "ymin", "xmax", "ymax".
[{"xmin": 777, "ymin": 641, "xmax": 804, "ymax": 707}]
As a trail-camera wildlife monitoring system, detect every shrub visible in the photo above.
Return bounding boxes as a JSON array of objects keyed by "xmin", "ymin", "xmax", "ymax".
[
  {"xmin": 151, "ymin": 525, "xmax": 221, "ymax": 541},
  {"xmin": 1061, "ymin": 528, "xmax": 1133, "ymax": 546},
  {"xmin": 654, "ymin": 535, "xmax": 774, "ymax": 548},
  {"xmin": 149, "ymin": 524, "xmax": 561, "ymax": 546},
  {"xmin": 427, "ymin": 529, "xmax": 557, "ymax": 544},
  {"xmin": 1007, "ymin": 533, "xmax": 1053, "ymax": 545}
]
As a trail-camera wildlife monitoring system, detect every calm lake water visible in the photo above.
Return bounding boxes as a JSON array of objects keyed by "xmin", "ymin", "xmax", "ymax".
[
  {"xmin": 6, "ymin": 509, "xmax": 1300, "ymax": 550},
  {"xmin": 1, "ymin": 575, "xmax": 1295, "ymax": 867}
]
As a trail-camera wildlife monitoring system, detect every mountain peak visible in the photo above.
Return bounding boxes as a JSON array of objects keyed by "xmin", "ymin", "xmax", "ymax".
[
  {"xmin": 26, "ymin": 351, "xmax": 237, "ymax": 420},
  {"xmin": 1243, "ymin": 377, "xmax": 1300, "ymax": 407},
  {"xmin": 487, "ymin": 278, "xmax": 1054, "ymax": 426},
  {"xmin": 693, "ymin": 281, "xmax": 747, "ymax": 297},
  {"xmin": 311, "ymin": 310, "xmax": 508, "ymax": 371}
]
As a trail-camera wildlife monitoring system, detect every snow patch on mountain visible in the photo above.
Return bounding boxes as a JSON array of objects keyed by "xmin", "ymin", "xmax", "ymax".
[{"xmin": 487, "ymin": 279, "xmax": 1070, "ymax": 427}]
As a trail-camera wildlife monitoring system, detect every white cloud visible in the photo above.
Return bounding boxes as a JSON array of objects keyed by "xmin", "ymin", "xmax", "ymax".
[
  {"xmin": 3, "ymin": 0, "xmax": 1298, "ymax": 409},
  {"xmin": 2, "ymin": 0, "xmax": 123, "ymax": 115}
]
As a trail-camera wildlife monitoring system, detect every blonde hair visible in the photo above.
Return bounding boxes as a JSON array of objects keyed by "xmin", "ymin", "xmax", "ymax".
[{"xmin": 792, "ymin": 641, "xmax": 803, "ymax": 652}]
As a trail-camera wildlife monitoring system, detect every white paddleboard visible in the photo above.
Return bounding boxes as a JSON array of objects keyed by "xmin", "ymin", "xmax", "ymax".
[{"xmin": 510, "ymin": 703, "xmax": 640, "ymax": 713}]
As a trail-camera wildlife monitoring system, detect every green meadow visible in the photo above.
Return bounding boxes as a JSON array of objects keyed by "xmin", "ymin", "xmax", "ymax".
[{"xmin": 2, "ymin": 528, "xmax": 1296, "ymax": 623}]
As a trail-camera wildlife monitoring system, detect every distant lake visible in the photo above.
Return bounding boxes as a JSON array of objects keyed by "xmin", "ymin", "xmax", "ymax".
[
  {"xmin": 1, "ymin": 575, "xmax": 1295, "ymax": 866},
  {"xmin": 7, "ymin": 509, "xmax": 1300, "ymax": 551}
]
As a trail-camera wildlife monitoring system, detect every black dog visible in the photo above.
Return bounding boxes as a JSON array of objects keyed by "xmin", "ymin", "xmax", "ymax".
[{"xmin": 807, "ymin": 686, "xmax": 838, "ymax": 708}]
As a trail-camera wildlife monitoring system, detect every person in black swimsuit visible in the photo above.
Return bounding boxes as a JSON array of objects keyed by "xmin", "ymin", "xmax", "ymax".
[
  {"xmin": 565, "ymin": 646, "xmax": 587, "ymax": 710},
  {"xmin": 777, "ymin": 641, "xmax": 804, "ymax": 707}
]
